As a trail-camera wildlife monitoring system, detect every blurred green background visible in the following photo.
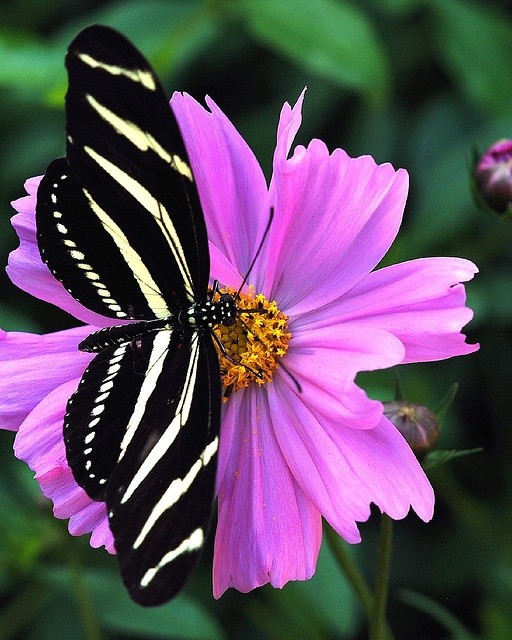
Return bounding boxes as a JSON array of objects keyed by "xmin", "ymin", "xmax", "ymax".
[{"xmin": 1, "ymin": 0, "xmax": 511, "ymax": 638}]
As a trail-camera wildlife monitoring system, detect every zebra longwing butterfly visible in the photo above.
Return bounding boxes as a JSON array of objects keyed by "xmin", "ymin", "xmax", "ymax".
[{"xmin": 36, "ymin": 25, "xmax": 235, "ymax": 606}]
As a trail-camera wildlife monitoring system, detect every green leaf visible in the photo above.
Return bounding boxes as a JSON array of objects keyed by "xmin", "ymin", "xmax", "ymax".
[
  {"xmin": 245, "ymin": 539, "xmax": 359, "ymax": 639},
  {"xmin": 402, "ymin": 99, "xmax": 512, "ymax": 255},
  {"xmin": 0, "ymin": 581, "xmax": 54, "ymax": 640},
  {"xmin": 0, "ymin": 302, "xmax": 44, "ymax": 333},
  {"xmin": 234, "ymin": 0, "xmax": 389, "ymax": 104},
  {"xmin": 292, "ymin": 541, "xmax": 359, "ymax": 636},
  {"xmin": 0, "ymin": 32, "xmax": 64, "ymax": 97},
  {"xmin": 434, "ymin": 382, "xmax": 459, "ymax": 422},
  {"xmin": 54, "ymin": 0, "xmax": 218, "ymax": 82},
  {"xmin": 468, "ymin": 273, "xmax": 512, "ymax": 327},
  {"xmin": 42, "ymin": 565, "xmax": 224, "ymax": 639},
  {"xmin": 423, "ymin": 447, "xmax": 483, "ymax": 470},
  {"xmin": 400, "ymin": 589, "xmax": 479, "ymax": 640},
  {"xmin": 24, "ymin": 591, "xmax": 89, "ymax": 640},
  {"xmin": 481, "ymin": 598, "xmax": 512, "ymax": 640},
  {"xmin": 429, "ymin": 0, "xmax": 512, "ymax": 115},
  {"xmin": 372, "ymin": 0, "xmax": 425, "ymax": 14},
  {"xmin": 0, "ymin": 1, "xmax": 217, "ymax": 105},
  {"xmin": 86, "ymin": 569, "xmax": 224, "ymax": 640},
  {"xmin": 0, "ymin": 458, "xmax": 62, "ymax": 575}
]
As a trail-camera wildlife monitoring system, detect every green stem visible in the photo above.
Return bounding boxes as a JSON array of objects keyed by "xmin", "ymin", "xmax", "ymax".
[
  {"xmin": 370, "ymin": 515, "xmax": 394, "ymax": 640},
  {"xmin": 325, "ymin": 522, "xmax": 396, "ymax": 640},
  {"xmin": 324, "ymin": 523, "xmax": 373, "ymax": 617},
  {"xmin": 432, "ymin": 465, "xmax": 499, "ymax": 549},
  {"xmin": 70, "ymin": 557, "xmax": 103, "ymax": 640}
]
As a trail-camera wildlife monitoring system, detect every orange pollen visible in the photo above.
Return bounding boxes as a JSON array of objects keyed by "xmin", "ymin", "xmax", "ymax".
[{"xmin": 212, "ymin": 286, "xmax": 291, "ymax": 395}]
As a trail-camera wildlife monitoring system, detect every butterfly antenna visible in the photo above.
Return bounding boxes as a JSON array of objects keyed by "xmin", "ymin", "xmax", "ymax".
[{"xmin": 235, "ymin": 207, "xmax": 274, "ymax": 301}]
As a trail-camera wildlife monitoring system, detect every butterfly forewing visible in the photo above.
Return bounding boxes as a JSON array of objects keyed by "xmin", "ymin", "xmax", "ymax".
[
  {"xmin": 37, "ymin": 25, "xmax": 210, "ymax": 319},
  {"xmin": 66, "ymin": 27, "xmax": 209, "ymax": 304},
  {"xmin": 35, "ymin": 25, "xmax": 223, "ymax": 606},
  {"xmin": 64, "ymin": 329, "xmax": 221, "ymax": 604},
  {"xmin": 36, "ymin": 158, "xmax": 162, "ymax": 319}
]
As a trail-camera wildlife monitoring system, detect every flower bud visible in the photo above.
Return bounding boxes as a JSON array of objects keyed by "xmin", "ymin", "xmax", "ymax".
[
  {"xmin": 383, "ymin": 401, "xmax": 440, "ymax": 459},
  {"xmin": 473, "ymin": 139, "xmax": 512, "ymax": 217}
]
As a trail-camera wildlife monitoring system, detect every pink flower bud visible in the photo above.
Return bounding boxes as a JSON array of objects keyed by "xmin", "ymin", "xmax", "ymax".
[{"xmin": 474, "ymin": 139, "xmax": 512, "ymax": 216}]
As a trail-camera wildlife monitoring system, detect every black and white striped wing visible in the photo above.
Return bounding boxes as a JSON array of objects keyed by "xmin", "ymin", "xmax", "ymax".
[
  {"xmin": 36, "ymin": 25, "xmax": 209, "ymax": 320},
  {"xmin": 65, "ymin": 330, "xmax": 221, "ymax": 605},
  {"xmin": 34, "ymin": 25, "xmax": 223, "ymax": 606},
  {"xmin": 37, "ymin": 158, "xmax": 169, "ymax": 320}
]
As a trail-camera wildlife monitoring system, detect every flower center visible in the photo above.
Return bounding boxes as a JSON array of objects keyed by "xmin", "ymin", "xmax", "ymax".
[{"xmin": 212, "ymin": 286, "xmax": 290, "ymax": 394}]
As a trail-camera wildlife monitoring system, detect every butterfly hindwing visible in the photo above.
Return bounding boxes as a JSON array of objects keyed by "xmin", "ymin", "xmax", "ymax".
[
  {"xmin": 64, "ymin": 328, "xmax": 163, "ymax": 500},
  {"xmin": 65, "ymin": 329, "xmax": 221, "ymax": 605},
  {"xmin": 107, "ymin": 332, "xmax": 221, "ymax": 605}
]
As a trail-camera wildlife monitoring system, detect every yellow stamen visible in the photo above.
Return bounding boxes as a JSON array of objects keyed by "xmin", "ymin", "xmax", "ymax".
[{"xmin": 212, "ymin": 286, "xmax": 291, "ymax": 394}]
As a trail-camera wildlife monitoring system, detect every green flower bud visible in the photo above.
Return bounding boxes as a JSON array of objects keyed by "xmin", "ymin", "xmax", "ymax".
[{"xmin": 384, "ymin": 401, "xmax": 440, "ymax": 459}]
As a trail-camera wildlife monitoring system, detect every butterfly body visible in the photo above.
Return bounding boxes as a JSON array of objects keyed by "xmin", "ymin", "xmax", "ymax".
[
  {"xmin": 79, "ymin": 291, "xmax": 238, "ymax": 354},
  {"xmin": 35, "ymin": 25, "xmax": 229, "ymax": 606}
]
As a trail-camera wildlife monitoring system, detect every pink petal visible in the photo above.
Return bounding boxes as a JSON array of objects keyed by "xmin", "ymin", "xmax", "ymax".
[
  {"xmin": 265, "ymin": 136, "xmax": 409, "ymax": 316},
  {"xmin": 9, "ymin": 179, "xmax": 123, "ymax": 328},
  {"xmin": 14, "ymin": 379, "xmax": 114, "ymax": 552},
  {"xmin": 208, "ymin": 242, "xmax": 244, "ymax": 292},
  {"xmin": 90, "ymin": 514, "xmax": 116, "ymax": 552},
  {"xmin": 214, "ymin": 387, "xmax": 322, "ymax": 598},
  {"xmin": 14, "ymin": 378, "xmax": 76, "ymax": 471},
  {"xmin": 171, "ymin": 93, "xmax": 270, "ymax": 280},
  {"xmin": 270, "ymin": 376, "xmax": 434, "ymax": 541},
  {"xmin": 271, "ymin": 89, "xmax": 306, "ymax": 169},
  {"xmin": 304, "ymin": 257, "xmax": 478, "ymax": 362},
  {"xmin": 40, "ymin": 465, "xmax": 92, "ymax": 517},
  {"xmin": 0, "ymin": 326, "xmax": 93, "ymax": 431},
  {"xmin": 323, "ymin": 413, "xmax": 434, "ymax": 523},
  {"xmin": 284, "ymin": 324, "xmax": 405, "ymax": 428},
  {"xmin": 22, "ymin": 175, "xmax": 41, "ymax": 197}
]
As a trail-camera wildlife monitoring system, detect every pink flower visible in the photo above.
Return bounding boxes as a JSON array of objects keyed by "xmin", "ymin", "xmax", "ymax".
[{"xmin": 1, "ymin": 91, "xmax": 477, "ymax": 597}]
